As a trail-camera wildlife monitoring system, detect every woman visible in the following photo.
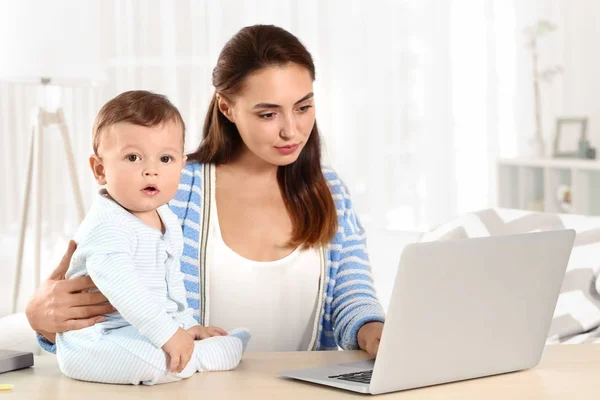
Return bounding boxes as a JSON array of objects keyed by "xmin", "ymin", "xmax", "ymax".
[{"xmin": 26, "ymin": 24, "xmax": 385, "ymax": 357}]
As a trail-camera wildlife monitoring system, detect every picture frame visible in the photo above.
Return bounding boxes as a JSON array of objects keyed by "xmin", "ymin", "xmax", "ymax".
[{"xmin": 553, "ymin": 117, "xmax": 588, "ymax": 158}]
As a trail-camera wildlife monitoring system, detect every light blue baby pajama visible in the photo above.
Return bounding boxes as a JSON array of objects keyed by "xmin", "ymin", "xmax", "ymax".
[{"xmin": 56, "ymin": 190, "xmax": 249, "ymax": 385}]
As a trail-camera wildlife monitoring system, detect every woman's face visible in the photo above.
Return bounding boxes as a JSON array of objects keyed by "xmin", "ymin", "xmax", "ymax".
[{"xmin": 219, "ymin": 63, "xmax": 316, "ymax": 167}]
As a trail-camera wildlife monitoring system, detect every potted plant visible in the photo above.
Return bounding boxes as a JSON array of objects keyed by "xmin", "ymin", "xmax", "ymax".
[{"xmin": 523, "ymin": 19, "xmax": 562, "ymax": 157}]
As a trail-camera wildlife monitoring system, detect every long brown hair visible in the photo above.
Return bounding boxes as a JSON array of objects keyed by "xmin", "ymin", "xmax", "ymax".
[{"xmin": 187, "ymin": 25, "xmax": 337, "ymax": 248}]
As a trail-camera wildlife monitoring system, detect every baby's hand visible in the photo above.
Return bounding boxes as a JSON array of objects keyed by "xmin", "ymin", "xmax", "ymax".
[
  {"xmin": 187, "ymin": 325, "xmax": 228, "ymax": 340},
  {"xmin": 162, "ymin": 327, "xmax": 194, "ymax": 373}
]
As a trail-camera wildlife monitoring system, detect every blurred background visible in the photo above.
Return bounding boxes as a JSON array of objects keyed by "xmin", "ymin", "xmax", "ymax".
[{"xmin": 1, "ymin": 0, "xmax": 597, "ymax": 314}]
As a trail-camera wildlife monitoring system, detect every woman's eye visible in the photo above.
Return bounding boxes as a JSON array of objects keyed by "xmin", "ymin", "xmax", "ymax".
[
  {"xmin": 299, "ymin": 105, "xmax": 313, "ymax": 112},
  {"xmin": 161, "ymin": 156, "xmax": 173, "ymax": 163},
  {"xmin": 259, "ymin": 112, "xmax": 276, "ymax": 120},
  {"xmin": 127, "ymin": 155, "xmax": 139, "ymax": 162}
]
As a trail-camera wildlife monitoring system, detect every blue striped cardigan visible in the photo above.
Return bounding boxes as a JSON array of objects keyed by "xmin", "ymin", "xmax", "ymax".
[{"xmin": 38, "ymin": 162, "xmax": 385, "ymax": 353}]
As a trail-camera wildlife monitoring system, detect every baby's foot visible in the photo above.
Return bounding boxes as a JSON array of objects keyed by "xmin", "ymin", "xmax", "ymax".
[
  {"xmin": 228, "ymin": 328, "xmax": 251, "ymax": 352},
  {"xmin": 193, "ymin": 328, "xmax": 251, "ymax": 372}
]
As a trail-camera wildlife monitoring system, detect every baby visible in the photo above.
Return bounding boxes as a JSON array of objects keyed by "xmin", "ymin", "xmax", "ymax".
[{"xmin": 56, "ymin": 90, "xmax": 249, "ymax": 385}]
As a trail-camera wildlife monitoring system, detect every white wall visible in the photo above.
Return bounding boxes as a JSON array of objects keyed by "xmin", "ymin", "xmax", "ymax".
[
  {"xmin": 516, "ymin": 0, "xmax": 600, "ymax": 155},
  {"xmin": 366, "ymin": 229, "xmax": 423, "ymax": 311},
  {"xmin": 559, "ymin": 1, "xmax": 600, "ymax": 150}
]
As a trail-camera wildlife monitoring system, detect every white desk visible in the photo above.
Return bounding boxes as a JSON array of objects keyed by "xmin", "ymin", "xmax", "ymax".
[{"xmin": 2, "ymin": 345, "xmax": 600, "ymax": 399}]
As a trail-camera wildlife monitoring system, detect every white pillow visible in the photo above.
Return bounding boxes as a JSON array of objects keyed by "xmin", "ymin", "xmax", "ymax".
[{"xmin": 420, "ymin": 208, "xmax": 600, "ymax": 344}]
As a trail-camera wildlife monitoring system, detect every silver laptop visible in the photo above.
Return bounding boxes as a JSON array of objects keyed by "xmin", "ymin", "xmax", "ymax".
[{"xmin": 280, "ymin": 230, "xmax": 575, "ymax": 395}]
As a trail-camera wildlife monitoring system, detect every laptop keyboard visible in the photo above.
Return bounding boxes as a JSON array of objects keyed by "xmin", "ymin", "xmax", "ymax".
[{"xmin": 328, "ymin": 370, "xmax": 372, "ymax": 384}]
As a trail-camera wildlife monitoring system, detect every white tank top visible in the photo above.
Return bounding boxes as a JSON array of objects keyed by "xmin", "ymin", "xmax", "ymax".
[{"xmin": 207, "ymin": 171, "xmax": 322, "ymax": 352}]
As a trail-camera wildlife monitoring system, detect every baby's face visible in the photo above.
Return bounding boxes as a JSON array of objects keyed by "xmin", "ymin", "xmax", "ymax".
[{"xmin": 92, "ymin": 121, "xmax": 186, "ymax": 214}]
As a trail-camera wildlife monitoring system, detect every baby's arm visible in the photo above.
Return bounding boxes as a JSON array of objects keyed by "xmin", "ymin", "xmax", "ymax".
[
  {"xmin": 84, "ymin": 223, "xmax": 180, "ymax": 349},
  {"xmin": 167, "ymin": 257, "xmax": 198, "ymax": 330}
]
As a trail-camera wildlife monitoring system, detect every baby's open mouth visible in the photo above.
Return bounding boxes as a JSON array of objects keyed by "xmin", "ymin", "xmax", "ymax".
[{"xmin": 141, "ymin": 185, "xmax": 160, "ymax": 196}]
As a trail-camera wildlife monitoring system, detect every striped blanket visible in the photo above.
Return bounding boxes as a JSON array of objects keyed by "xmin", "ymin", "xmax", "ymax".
[{"xmin": 420, "ymin": 208, "xmax": 600, "ymax": 344}]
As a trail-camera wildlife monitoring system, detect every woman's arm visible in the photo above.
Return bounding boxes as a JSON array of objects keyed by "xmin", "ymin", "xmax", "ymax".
[
  {"xmin": 331, "ymin": 226, "xmax": 386, "ymax": 351},
  {"xmin": 327, "ymin": 171, "xmax": 386, "ymax": 354},
  {"xmin": 26, "ymin": 240, "xmax": 113, "ymax": 351}
]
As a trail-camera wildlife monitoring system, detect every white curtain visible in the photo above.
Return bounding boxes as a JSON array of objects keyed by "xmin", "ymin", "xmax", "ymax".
[
  {"xmin": 1, "ymin": 0, "xmax": 533, "ymax": 309},
  {"xmin": 0, "ymin": 0, "xmax": 522, "ymax": 230}
]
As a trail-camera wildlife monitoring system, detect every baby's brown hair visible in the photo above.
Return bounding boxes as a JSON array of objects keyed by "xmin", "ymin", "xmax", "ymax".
[{"xmin": 93, "ymin": 90, "xmax": 185, "ymax": 155}]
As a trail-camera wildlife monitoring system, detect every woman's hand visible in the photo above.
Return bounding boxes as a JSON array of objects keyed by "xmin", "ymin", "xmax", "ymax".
[
  {"xmin": 25, "ymin": 240, "xmax": 114, "ymax": 343},
  {"xmin": 187, "ymin": 325, "xmax": 228, "ymax": 340},
  {"xmin": 357, "ymin": 321, "xmax": 384, "ymax": 358}
]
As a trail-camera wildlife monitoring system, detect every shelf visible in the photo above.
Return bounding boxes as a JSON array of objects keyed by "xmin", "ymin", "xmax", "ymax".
[
  {"xmin": 498, "ymin": 157, "xmax": 600, "ymax": 171},
  {"xmin": 497, "ymin": 158, "xmax": 600, "ymax": 216}
]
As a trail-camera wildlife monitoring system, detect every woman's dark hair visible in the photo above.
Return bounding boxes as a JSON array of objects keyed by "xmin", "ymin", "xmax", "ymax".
[{"xmin": 187, "ymin": 24, "xmax": 337, "ymax": 248}]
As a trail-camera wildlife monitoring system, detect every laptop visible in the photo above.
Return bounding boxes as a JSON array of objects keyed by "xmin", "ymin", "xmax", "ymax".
[
  {"xmin": 280, "ymin": 230, "xmax": 575, "ymax": 395},
  {"xmin": 0, "ymin": 350, "xmax": 34, "ymax": 374}
]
